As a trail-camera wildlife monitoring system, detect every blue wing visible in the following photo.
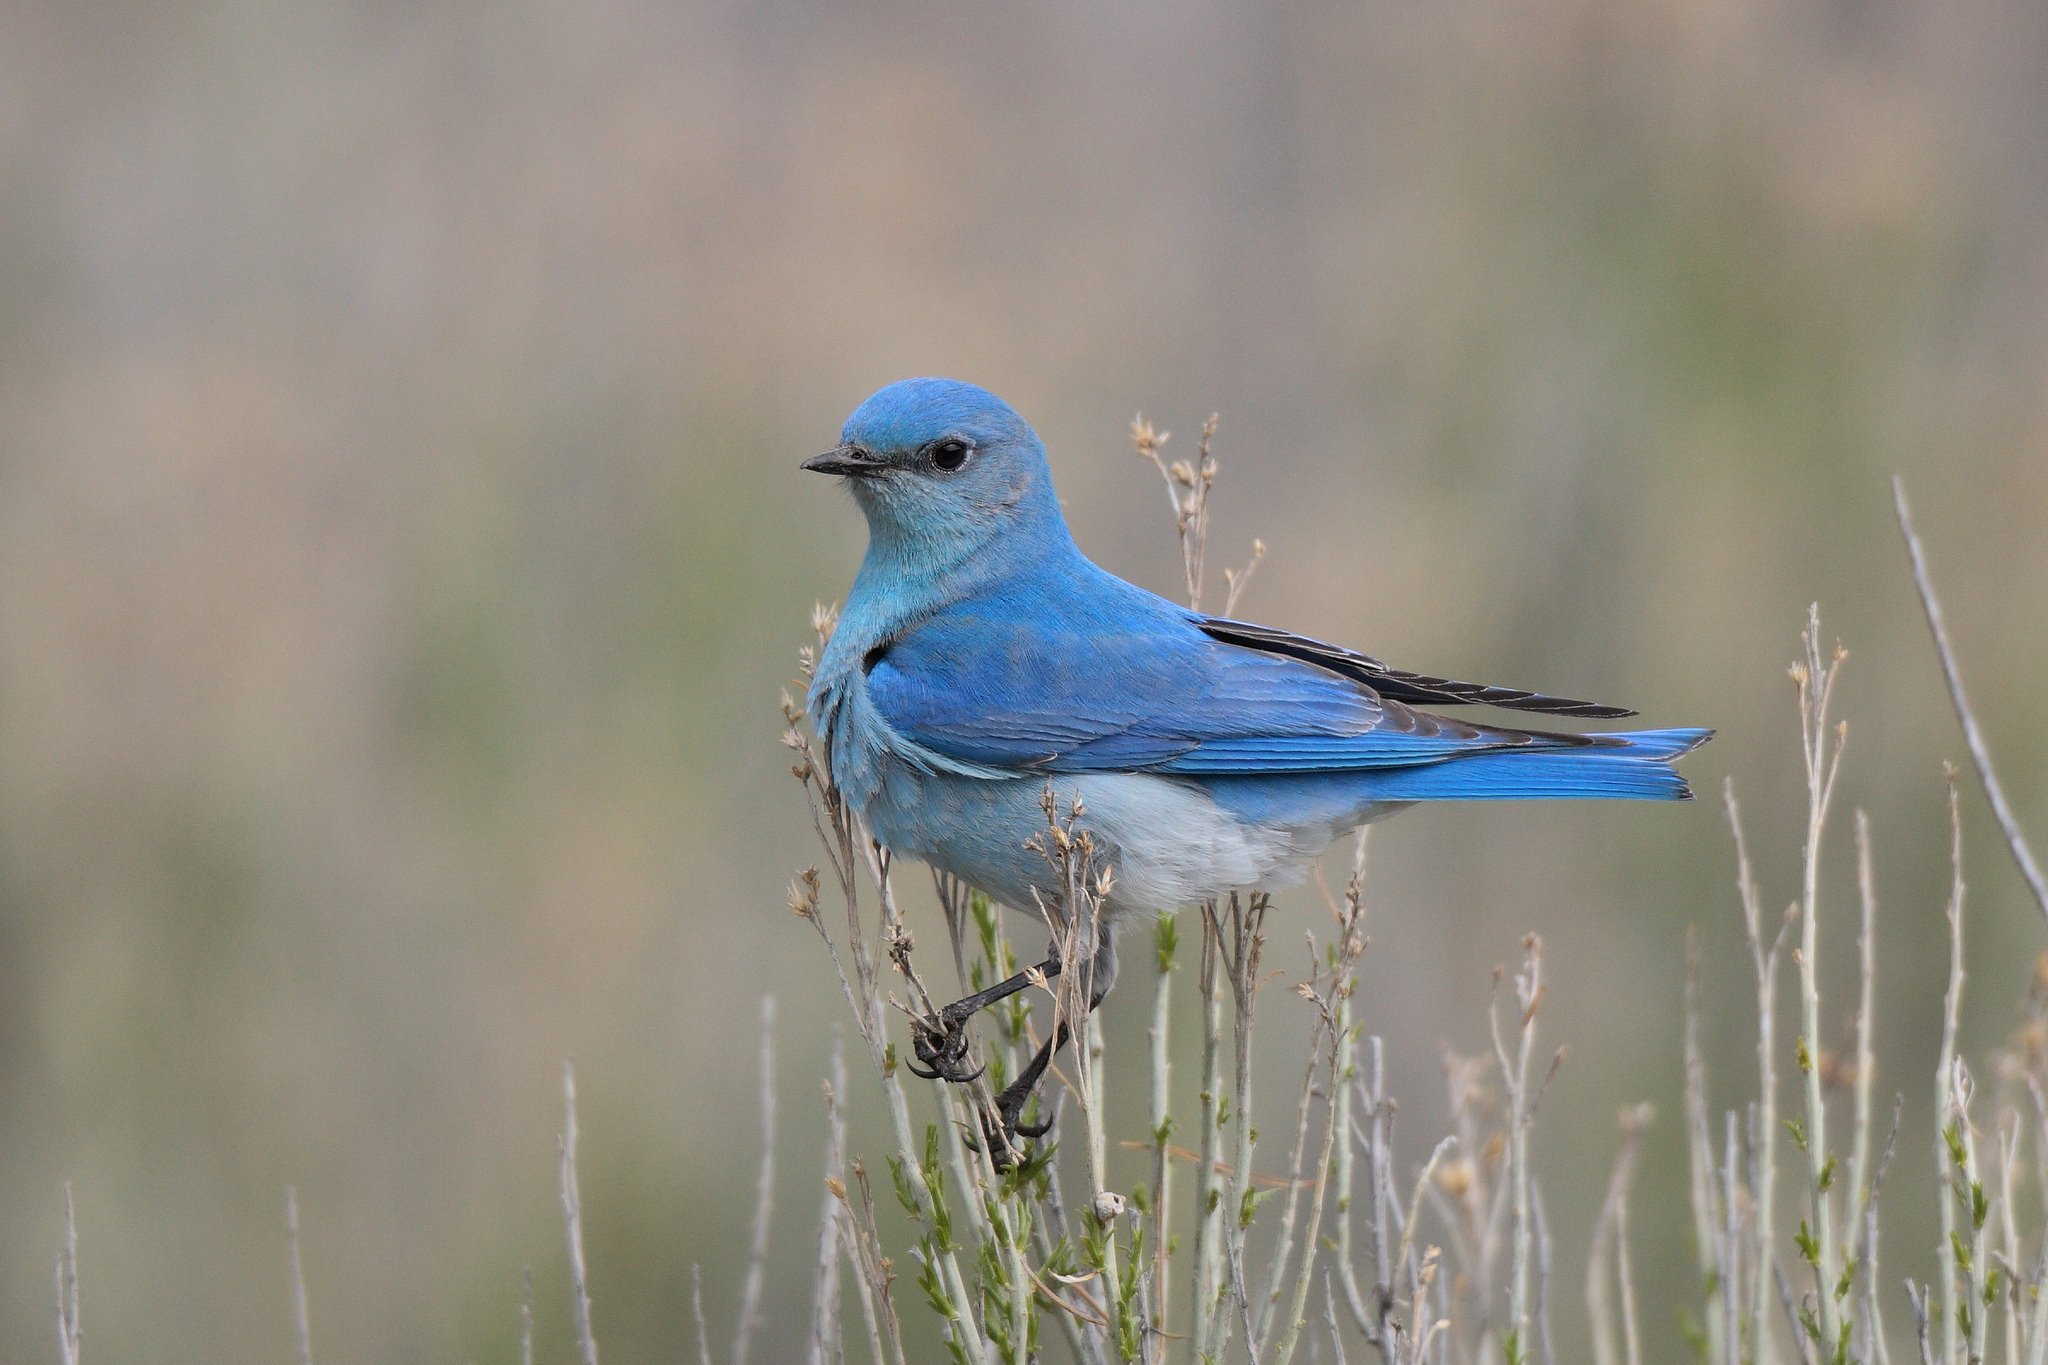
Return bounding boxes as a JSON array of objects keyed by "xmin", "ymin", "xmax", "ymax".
[{"xmin": 862, "ymin": 571, "xmax": 1639, "ymax": 778}]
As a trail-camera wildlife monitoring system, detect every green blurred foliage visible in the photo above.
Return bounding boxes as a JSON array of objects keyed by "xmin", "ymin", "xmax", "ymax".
[{"xmin": 0, "ymin": 0, "xmax": 2043, "ymax": 1359}]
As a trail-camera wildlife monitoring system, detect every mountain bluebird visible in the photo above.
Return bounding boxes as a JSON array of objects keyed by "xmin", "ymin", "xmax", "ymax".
[{"xmin": 805, "ymin": 377, "xmax": 1708, "ymax": 1160}]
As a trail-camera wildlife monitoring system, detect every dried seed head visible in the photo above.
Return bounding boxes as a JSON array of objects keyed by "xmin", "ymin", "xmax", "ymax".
[{"xmin": 787, "ymin": 875, "xmax": 818, "ymax": 919}]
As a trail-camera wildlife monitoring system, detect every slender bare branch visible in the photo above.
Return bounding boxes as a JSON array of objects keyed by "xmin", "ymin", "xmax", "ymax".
[
  {"xmin": 691, "ymin": 1265, "xmax": 713, "ymax": 1365},
  {"xmin": 522, "ymin": 1267, "xmax": 536, "ymax": 1365},
  {"xmin": 734, "ymin": 996, "xmax": 778, "ymax": 1365},
  {"xmin": 560, "ymin": 1063, "xmax": 601, "ymax": 1365},
  {"xmin": 286, "ymin": 1188, "xmax": 313, "ymax": 1365},
  {"xmin": 1588, "ymin": 1106, "xmax": 1652, "ymax": 1365},
  {"xmin": 1681, "ymin": 928, "xmax": 1729, "ymax": 1365},
  {"xmin": 1894, "ymin": 477, "xmax": 2048, "ymax": 923},
  {"xmin": 56, "ymin": 1184, "xmax": 81, "ymax": 1365},
  {"xmin": 810, "ymin": 1040, "xmax": 848, "ymax": 1365},
  {"xmin": 1936, "ymin": 771, "xmax": 1967, "ymax": 1365},
  {"xmin": 1790, "ymin": 605, "xmax": 1847, "ymax": 1351}
]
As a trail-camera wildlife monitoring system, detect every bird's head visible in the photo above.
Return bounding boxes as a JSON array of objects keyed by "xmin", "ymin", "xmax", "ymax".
[{"xmin": 804, "ymin": 379, "xmax": 1070, "ymax": 572}]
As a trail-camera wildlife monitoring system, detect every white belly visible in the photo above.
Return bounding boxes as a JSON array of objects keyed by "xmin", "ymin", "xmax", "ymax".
[
  {"xmin": 857, "ymin": 759, "xmax": 1390, "ymax": 919},
  {"xmin": 1070, "ymin": 772, "xmax": 1330, "ymax": 911}
]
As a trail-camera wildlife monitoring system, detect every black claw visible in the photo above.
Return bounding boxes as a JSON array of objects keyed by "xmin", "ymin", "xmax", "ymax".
[
  {"xmin": 975, "ymin": 1087, "xmax": 1058, "ymax": 1173},
  {"xmin": 909, "ymin": 1009, "xmax": 984, "ymax": 1085},
  {"xmin": 1012, "ymin": 1114, "xmax": 1053, "ymax": 1140}
]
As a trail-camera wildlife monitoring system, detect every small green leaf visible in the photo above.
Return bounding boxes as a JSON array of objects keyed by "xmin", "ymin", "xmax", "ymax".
[
  {"xmin": 1155, "ymin": 912, "xmax": 1179, "ymax": 972},
  {"xmin": 888, "ymin": 1155, "xmax": 921, "ymax": 1217}
]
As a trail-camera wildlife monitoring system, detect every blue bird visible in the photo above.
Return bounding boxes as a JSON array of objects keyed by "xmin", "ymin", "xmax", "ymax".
[{"xmin": 805, "ymin": 378, "xmax": 1708, "ymax": 1159}]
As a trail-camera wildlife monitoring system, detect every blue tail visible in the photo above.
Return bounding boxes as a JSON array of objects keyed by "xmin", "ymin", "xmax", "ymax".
[{"xmin": 1357, "ymin": 727, "xmax": 1713, "ymax": 802}]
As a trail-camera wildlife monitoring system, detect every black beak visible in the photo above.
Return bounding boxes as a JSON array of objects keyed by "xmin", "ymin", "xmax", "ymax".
[{"xmin": 801, "ymin": 445, "xmax": 888, "ymax": 478}]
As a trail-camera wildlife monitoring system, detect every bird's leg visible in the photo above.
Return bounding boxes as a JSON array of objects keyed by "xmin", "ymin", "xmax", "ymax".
[
  {"xmin": 977, "ymin": 1019, "xmax": 1069, "ymax": 1170},
  {"xmin": 976, "ymin": 925, "xmax": 1120, "ymax": 1171},
  {"xmin": 907, "ymin": 950, "xmax": 1064, "ymax": 1083}
]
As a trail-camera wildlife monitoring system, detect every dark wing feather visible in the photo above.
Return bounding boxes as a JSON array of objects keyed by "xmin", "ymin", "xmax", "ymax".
[{"xmin": 1196, "ymin": 616, "xmax": 1639, "ymax": 719}]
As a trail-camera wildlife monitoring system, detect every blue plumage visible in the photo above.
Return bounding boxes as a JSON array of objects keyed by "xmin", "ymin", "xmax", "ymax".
[
  {"xmin": 806, "ymin": 379, "xmax": 1709, "ymax": 912},
  {"xmin": 803, "ymin": 378, "xmax": 1710, "ymax": 1156}
]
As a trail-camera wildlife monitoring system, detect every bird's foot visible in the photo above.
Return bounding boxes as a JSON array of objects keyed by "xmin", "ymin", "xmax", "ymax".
[
  {"xmin": 907, "ymin": 1006, "xmax": 983, "ymax": 1083},
  {"xmin": 973, "ymin": 1082, "xmax": 1055, "ymax": 1174}
]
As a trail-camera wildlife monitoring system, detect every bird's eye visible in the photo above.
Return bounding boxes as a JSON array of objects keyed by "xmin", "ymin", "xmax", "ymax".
[{"xmin": 930, "ymin": 439, "xmax": 971, "ymax": 472}]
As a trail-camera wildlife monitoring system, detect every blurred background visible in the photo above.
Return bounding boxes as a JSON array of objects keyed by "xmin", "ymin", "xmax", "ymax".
[{"xmin": 2, "ymin": 0, "xmax": 2045, "ymax": 1359}]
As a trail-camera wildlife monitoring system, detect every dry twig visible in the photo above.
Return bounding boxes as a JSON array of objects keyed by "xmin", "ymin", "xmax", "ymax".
[
  {"xmin": 56, "ymin": 1184, "xmax": 81, "ymax": 1365},
  {"xmin": 560, "ymin": 1063, "xmax": 601, "ymax": 1365},
  {"xmin": 286, "ymin": 1188, "xmax": 313, "ymax": 1365},
  {"xmin": 734, "ymin": 996, "xmax": 778, "ymax": 1365},
  {"xmin": 1894, "ymin": 477, "xmax": 2048, "ymax": 923}
]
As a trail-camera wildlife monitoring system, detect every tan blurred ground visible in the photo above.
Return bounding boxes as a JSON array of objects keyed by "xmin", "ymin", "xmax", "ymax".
[{"xmin": 1, "ymin": 1, "xmax": 2045, "ymax": 1359}]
